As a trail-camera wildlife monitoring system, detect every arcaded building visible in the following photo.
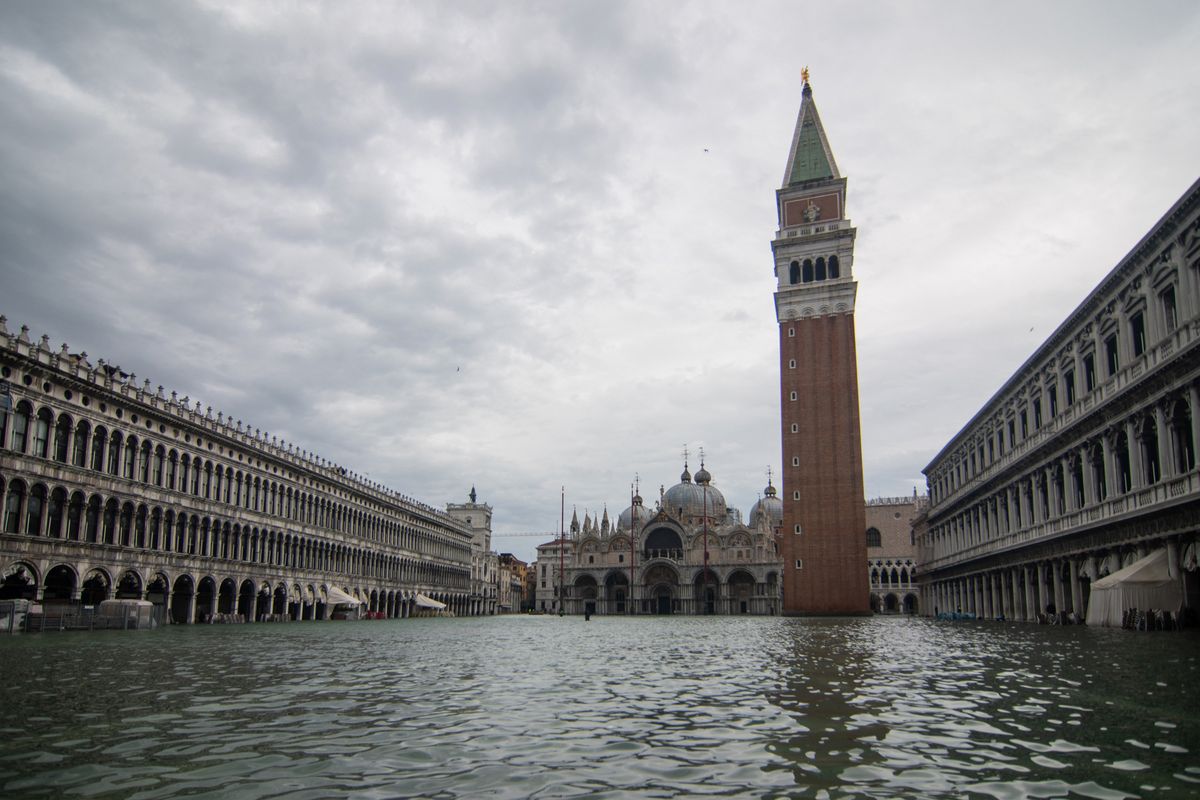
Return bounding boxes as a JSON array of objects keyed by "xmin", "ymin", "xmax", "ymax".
[
  {"xmin": 919, "ymin": 179, "xmax": 1200, "ymax": 622},
  {"xmin": 866, "ymin": 493, "xmax": 926, "ymax": 614},
  {"xmin": 0, "ymin": 318, "xmax": 475, "ymax": 623},
  {"xmin": 772, "ymin": 73, "xmax": 869, "ymax": 614},
  {"xmin": 545, "ymin": 461, "xmax": 783, "ymax": 615}
]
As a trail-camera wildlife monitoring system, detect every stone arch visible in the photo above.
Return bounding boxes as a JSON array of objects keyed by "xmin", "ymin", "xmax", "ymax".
[
  {"xmin": 193, "ymin": 575, "xmax": 216, "ymax": 623},
  {"xmin": 1, "ymin": 561, "xmax": 39, "ymax": 600},
  {"xmin": 170, "ymin": 574, "xmax": 195, "ymax": 624},
  {"xmin": 726, "ymin": 569, "xmax": 755, "ymax": 614},
  {"xmin": 114, "ymin": 568, "xmax": 144, "ymax": 599},
  {"xmin": 218, "ymin": 578, "xmax": 237, "ymax": 616},
  {"xmin": 43, "ymin": 563, "xmax": 77, "ymax": 603},
  {"xmin": 643, "ymin": 563, "xmax": 678, "ymax": 615},
  {"xmin": 81, "ymin": 566, "xmax": 112, "ymax": 606}
]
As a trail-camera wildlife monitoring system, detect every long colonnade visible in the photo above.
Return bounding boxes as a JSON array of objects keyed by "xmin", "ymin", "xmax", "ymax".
[
  {"xmin": 919, "ymin": 179, "xmax": 1200, "ymax": 622},
  {"xmin": 0, "ymin": 317, "xmax": 478, "ymax": 622}
]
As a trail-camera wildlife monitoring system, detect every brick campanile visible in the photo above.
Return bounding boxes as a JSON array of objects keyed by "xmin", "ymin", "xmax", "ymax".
[{"xmin": 771, "ymin": 74, "xmax": 869, "ymax": 615}]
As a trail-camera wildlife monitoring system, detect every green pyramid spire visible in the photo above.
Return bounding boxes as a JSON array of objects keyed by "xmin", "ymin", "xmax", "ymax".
[{"xmin": 783, "ymin": 80, "xmax": 840, "ymax": 187}]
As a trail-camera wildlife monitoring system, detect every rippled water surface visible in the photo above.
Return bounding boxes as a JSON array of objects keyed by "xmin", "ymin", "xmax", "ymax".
[{"xmin": 0, "ymin": 617, "xmax": 1197, "ymax": 799}]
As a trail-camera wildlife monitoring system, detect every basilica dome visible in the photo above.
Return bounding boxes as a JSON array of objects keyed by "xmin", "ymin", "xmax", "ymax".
[
  {"xmin": 663, "ymin": 463, "xmax": 726, "ymax": 521},
  {"xmin": 618, "ymin": 494, "xmax": 653, "ymax": 530},
  {"xmin": 749, "ymin": 480, "xmax": 783, "ymax": 530}
]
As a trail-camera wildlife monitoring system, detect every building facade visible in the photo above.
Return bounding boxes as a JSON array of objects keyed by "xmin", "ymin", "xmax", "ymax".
[
  {"xmin": 0, "ymin": 318, "xmax": 476, "ymax": 623},
  {"xmin": 919, "ymin": 179, "xmax": 1200, "ymax": 623},
  {"xmin": 866, "ymin": 493, "xmax": 926, "ymax": 614},
  {"xmin": 772, "ymin": 73, "xmax": 869, "ymax": 614},
  {"xmin": 540, "ymin": 462, "xmax": 783, "ymax": 615},
  {"xmin": 446, "ymin": 489, "xmax": 499, "ymax": 616}
]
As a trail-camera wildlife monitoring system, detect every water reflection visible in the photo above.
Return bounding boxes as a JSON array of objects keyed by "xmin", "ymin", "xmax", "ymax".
[{"xmin": 0, "ymin": 617, "xmax": 1195, "ymax": 798}]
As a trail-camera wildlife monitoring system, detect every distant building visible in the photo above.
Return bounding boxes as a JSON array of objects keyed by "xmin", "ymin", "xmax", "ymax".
[
  {"xmin": 866, "ymin": 493, "xmax": 927, "ymax": 614},
  {"xmin": 497, "ymin": 553, "xmax": 526, "ymax": 613},
  {"xmin": 919, "ymin": 179, "xmax": 1200, "ymax": 623},
  {"xmin": 772, "ymin": 73, "xmax": 869, "ymax": 615},
  {"xmin": 446, "ymin": 489, "xmax": 498, "ymax": 616},
  {"xmin": 534, "ymin": 536, "xmax": 572, "ymax": 613},
  {"xmin": 539, "ymin": 460, "xmax": 783, "ymax": 615}
]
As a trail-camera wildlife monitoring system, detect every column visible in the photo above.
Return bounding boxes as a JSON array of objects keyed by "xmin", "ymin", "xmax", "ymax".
[
  {"xmin": 1052, "ymin": 560, "xmax": 1064, "ymax": 617},
  {"xmin": 1075, "ymin": 561, "xmax": 1084, "ymax": 618},
  {"xmin": 1126, "ymin": 418, "xmax": 1144, "ymax": 490},
  {"xmin": 1155, "ymin": 403, "xmax": 1174, "ymax": 480},
  {"xmin": 1189, "ymin": 385, "xmax": 1200, "ymax": 470},
  {"xmin": 1023, "ymin": 565, "xmax": 1036, "ymax": 621},
  {"xmin": 1080, "ymin": 446, "xmax": 1095, "ymax": 507},
  {"xmin": 1039, "ymin": 562, "xmax": 1052, "ymax": 617},
  {"xmin": 1100, "ymin": 433, "xmax": 1114, "ymax": 498},
  {"xmin": 992, "ymin": 572, "xmax": 1002, "ymax": 619}
]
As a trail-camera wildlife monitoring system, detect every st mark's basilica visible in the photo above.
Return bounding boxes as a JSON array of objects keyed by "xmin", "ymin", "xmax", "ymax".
[{"xmin": 537, "ymin": 460, "xmax": 784, "ymax": 616}]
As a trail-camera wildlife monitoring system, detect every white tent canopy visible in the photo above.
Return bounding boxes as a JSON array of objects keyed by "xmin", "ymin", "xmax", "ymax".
[
  {"xmin": 1085, "ymin": 549, "xmax": 1181, "ymax": 627},
  {"xmin": 327, "ymin": 586, "xmax": 361, "ymax": 606},
  {"xmin": 414, "ymin": 593, "xmax": 446, "ymax": 610}
]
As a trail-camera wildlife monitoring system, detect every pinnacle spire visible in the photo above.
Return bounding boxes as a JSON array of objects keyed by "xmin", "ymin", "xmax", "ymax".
[{"xmin": 782, "ymin": 69, "xmax": 840, "ymax": 187}]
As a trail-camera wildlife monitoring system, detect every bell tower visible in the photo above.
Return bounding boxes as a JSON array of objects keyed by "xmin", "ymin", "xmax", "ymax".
[{"xmin": 772, "ymin": 71, "xmax": 869, "ymax": 615}]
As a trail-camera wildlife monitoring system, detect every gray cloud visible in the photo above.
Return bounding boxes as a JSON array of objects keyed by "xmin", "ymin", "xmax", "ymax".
[{"xmin": 2, "ymin": 0, "xmax": 1198, "ymax": 560}]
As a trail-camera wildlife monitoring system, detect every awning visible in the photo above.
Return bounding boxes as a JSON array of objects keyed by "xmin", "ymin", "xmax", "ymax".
[
  {"xmin": 414, "ymin": 593, "xmax": 446, "ymax": 610},
  {"xmin": 327, "ymin": 586, "xmax": 361, "ymax": 606}
]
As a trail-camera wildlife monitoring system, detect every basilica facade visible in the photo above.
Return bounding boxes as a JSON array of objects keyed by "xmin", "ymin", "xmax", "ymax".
[{"xmin": 544, "ymin": 461, "xmax": 783, "ymax": 615}]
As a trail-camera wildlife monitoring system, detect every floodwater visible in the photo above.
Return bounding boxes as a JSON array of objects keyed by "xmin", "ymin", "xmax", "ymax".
[{"xmin": 0, "ymin": 616, "xmax": 1197, "ymax": 799}]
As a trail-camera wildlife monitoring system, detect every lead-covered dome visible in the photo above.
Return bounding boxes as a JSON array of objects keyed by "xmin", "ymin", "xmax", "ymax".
[
  {"xmin": 749, "ymin": 480, "xmax": 783, "ymax": 530},
  {"xmin": 663, "ymin": 463, "xmax": 726, "ymax": 521}
]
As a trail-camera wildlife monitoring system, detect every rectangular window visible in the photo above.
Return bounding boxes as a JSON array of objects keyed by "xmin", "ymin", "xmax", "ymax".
[
  {"xmin": 988, "ymin": 439, "xmax": 994, "ymax": 461},
  {"xmin": 1020, "ymin": 410, "xmax": 1028, "ymax": 438},
  {"xmin": 789, "ymin": 359, "xmax": 796, "ymax": 369},
  {"xmin": 1007, "ymin": 420, "xmax": 1016, "ymax": 447},
  {"xmin": 618, "ymin": 554, "xmax": 624, "ymax": 563},
  {"xmin": 1083, "ymin": 353, "xmax": 1096, "ymax": 391},
  {"xmin": 1032, "ymin": 397, "xmax": 1042, "ymax": 429},
  {"xmin": 790, "ymin": 423, "xmax": 798, "ymax": 433},
  {"xmin": 788, "ymin": 327, "xmax": 795, "ymax": 337},
  {"xmin": 1048, "ymin": 386, "xmax": 1058, "ymax": 418},
  {"xmin": 1104, "ymin": 334, "xmax": 1119, "ymax": 376},
  {"xmin": 794, "ymin": 559, "xmax": 803, "ymax": 569},
  {"xmin": 790, "ymin": 391, "xmax": 797, "ymax": 401},
  {"xmin": 1064, "ymin": 369, "xmax": 1075, "ymax": 404},
  {"xmin": 794, "ymin": 524, "xmax": 802, "ymax": 534},
  {"xmin": 1130, "ymin": 312, "xmax": 1146, "ymax": 357},
  {"xmin": 1162, "ymin": 286, "xmax": 1177, "ymax": 331}
]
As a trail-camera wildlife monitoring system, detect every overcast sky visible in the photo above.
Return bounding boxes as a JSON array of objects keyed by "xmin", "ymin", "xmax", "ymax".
[{"xmin": 2, "ymin": 1, "xmax": 1198, "ymax": 561}]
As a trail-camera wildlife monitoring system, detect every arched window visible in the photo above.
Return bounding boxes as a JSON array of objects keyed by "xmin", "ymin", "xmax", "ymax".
[
  {"xmin": 124, "ymin": 436, "xmax": 138, "ymax": 479},
  {"xmin": 179, "ymin": 454, "xmax": 190, "ymax": 494},
  {"xmin": 153, "ymin": 446, "xmax": 165, "ymax": 486},
  {"xmin": 9, "ymin": 401, "xmax": 33, "ymax": 453},
  {"xmin": 91, "ymin": 426, "xmax": 107, "ymax": 471},
  {"xmin": 4, "ymin": 480, "xmax": 27, "ymax": 533},
  {"xmin": 815, "ymin": 257, "xmax": 827, "ymax": 281},
  {"xmin": 73, "ymin": 420, "xmax": 90, "ymax": 467},
  {"xmin": 802, "ymin": 259, "xmax": 814, "ymax": 283},
  {"xmin": 25, "ymin": 484, "xmax": 46, "ymax": 535},
  {"xmin": 108, "ymin": 431, "xmax": 123, "ymax": 476},
  {"xmin": 47, "ymin": 487, "xmax": 66, "ymax": 538},
  {"xmin": 54, "ymin": 414, "xmax": 71, "ymax": 462},
  {"xmin": 789, "ymin": 261, "xmax": 800, "ymax": 285},
  {"xmin": 32, "ymin": 408, "xmax": 52, "ymax": 458},
  {"xmin": 167, "ymin": 450, "xmax": 178, "ymax": 490},
  {"xmin": 866, "ymin": 527, "xmax": 882, "ymax": 547},
  {"xmin": 829, "ymin": 255, "xmax": 840, "ymax": 279},
  {"xmin": 139, "ymin": 440, "xmax": 151, "ymax": 483}
]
